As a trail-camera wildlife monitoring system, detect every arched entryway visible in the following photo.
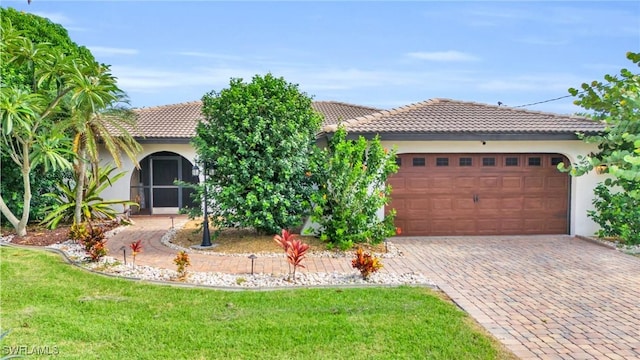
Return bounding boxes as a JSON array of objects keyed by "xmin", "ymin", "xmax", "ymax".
[{"xmin": 129, "ymin": 151, "xmax": 199, "ymax": 215}]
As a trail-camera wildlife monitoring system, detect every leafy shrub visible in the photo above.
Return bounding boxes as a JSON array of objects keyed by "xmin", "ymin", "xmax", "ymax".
[
  {"xmin": 70, "ymin": 222, "xmax": 108, "ymax": 262},
  {"xmin": 310, "ymin": 126, "xmax": 398, "ymax": 250},
  {"xmin": 351, "ymin": 247, "xmax": 383, "ymax": 280},
  {"xmin": 589, "ymin": 180, "xmax": 640, "ymax": 245},
  {"xmin": 194, "ymin": 73, "xmax": 322, "ymax": 234},
  {"xmin": 41, "ymin": 165, "xmax": 137, "ymax": 229},
  {"xmin": 174, "ymin": 251, "xmax": 191, "ymax": 281},
  {"xmin": 273, "ymin": 229, "xmax": 309, "ymax": 281},
  {"xmin": 68, "ymin": 222, "xmax": 89, "ymax": 243}
]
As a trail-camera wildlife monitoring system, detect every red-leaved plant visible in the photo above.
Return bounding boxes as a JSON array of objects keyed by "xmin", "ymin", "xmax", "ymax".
[
  {"xmin": 274, "ymin": 229, "xmax": 309, "ymax": 281},
  {"xmin": 352, "ymin": 247, "xmax": 383, "ymax": 280},
  {"xmin": 173, "ymin": 251, "xmax": 191, "ymax": 281},
  {"xmin": 129, "ymin": 240, "xmax": 143, "ymax": 267}
]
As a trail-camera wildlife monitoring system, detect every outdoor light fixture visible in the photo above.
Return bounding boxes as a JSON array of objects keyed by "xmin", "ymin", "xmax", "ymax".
[
  {"xmin": 170, "ymin": 216, "xmax": 175, "ymax": 229},
  {"xmin": 248, "ymin": 254, "xmax": 257, "ymax": 275},
  {"xmin": 120, "ymin": 246, "xmax": 127, "ymax": 265},
  {"xmin": 192, "ymin": 161, "xmax": 212, "ymax": 248}
]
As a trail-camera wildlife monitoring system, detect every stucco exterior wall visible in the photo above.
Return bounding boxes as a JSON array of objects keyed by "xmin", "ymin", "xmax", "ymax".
[
  {"xmin": 99, "ymin": 139, "xmax": 602, "ymax": 237},
  {"xmin": 98, "ymin": 143, "xmax": 197, "ymax": 211},
  {"xmin": 384, "ymin": 139, "xmax": 602, "ymax": 237}
]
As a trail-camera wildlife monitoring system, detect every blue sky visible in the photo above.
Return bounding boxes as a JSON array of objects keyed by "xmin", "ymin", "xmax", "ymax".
[{"xmin": 4, "ymin": 1, "xmax": 639, "ymax": 114}]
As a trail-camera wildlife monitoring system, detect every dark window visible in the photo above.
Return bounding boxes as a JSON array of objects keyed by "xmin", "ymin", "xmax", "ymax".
[
  {"xmin": 459, "ymin": 157, "xmax": 472, "ymax": 166},
  {"xmin": 551, "ymin": 157, "xmax": 564, "ymax": 166},
  {"xmin": 482, "ymin": 157, "xmax": 496, "ymax": 166},
  {"xmin": 395, "ymin": 157, "xmax": 402, "ymax": 166},
  {"xmin": 412, "ymin": 157, "xmax": 426, "ymax": 166},
  {"xmin": 505, "ymin": 157, "xmax": 519, "ymax": 166},
  {"xmin": 528, "ymin": 157, "xmax": 542, "ymax": 166},
  {"xmin": 436, "ymin": 157, "xmax": 449, "ymax": 166}
]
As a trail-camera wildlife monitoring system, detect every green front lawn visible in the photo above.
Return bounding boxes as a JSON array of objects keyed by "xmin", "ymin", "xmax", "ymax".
[{"xmin": 0, "ymin": 247, "xmax": 514, "ymax": 359}]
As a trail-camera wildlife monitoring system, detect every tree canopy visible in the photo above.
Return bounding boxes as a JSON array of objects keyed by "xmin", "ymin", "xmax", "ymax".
[{"xmin": 194, "ymin": 73, "xmax": 323, "ymax": 235}]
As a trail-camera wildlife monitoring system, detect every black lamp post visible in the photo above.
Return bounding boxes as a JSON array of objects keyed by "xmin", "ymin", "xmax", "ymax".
[{"xmin": 192, "ymin": 161, "xmax": 212, "ymax": 247}]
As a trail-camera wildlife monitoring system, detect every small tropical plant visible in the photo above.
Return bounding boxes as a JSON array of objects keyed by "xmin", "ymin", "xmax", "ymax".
[
  {"xmin": 352, "ymin": 247, "xmax": 383, "ymax": 280},
  {"xmin": 41, "ymin": 164, "xmax": 138, "ymax": 229},
  {"xmin": 129, "ymin": 240, "xmax": 143, "ymax": 266},
  {"xmin": 83, "ymin": 224, "xmax": 108, "ymax": 262},
  {"xmin": 588, "ymin": 180, "xmax": 640, "ymax": 245},
  {"xmin": 68, "ymin": 222, "xmax": 89, "ymax": 243},
  {"xmin": 173, "ymin": 251, "xmax": 191, "ymax": 281},
  {"xmin": 274, "ymin": 229, "xmax": 309, "ymax": 281}
]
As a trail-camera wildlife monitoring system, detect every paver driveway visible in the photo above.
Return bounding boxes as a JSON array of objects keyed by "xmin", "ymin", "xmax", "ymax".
[{"xmin": 395, "ymin": 236, "xmax": 640, "ymax": 360}]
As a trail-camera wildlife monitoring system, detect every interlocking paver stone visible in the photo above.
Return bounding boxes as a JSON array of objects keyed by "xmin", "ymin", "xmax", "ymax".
[{"xmin": 106, "ymin": 216, "xmax": 640, "ymax": 359}]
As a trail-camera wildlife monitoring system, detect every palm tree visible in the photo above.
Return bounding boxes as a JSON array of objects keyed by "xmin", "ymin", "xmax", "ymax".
[{"xmin": 62, "ymin": 59, "xmax": 142, "ymax": 225}]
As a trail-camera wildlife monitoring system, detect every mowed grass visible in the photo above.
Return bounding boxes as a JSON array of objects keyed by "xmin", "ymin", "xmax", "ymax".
[{"xmin": 0, "ymin": 247, "xmax": 515, "ymax": 359}]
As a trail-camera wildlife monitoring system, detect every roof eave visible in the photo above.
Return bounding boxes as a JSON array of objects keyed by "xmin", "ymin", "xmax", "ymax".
[{"xmin": 321, "ymin": 131, "xmax": 602, "ymax": 141}]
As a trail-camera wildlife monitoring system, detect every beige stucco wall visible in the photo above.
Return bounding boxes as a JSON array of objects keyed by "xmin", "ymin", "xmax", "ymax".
[
  {"xmin": 98, "ymin": 143, "xmax": 198, "ymax": 212},
  {"xmin": 99, "ymin": 139, "xmax": 603, "ymax": 237}
]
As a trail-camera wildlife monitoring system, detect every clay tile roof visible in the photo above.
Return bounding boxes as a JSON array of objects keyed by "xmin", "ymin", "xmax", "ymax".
[
  {"xmin": 130, "ymin": 101, "xmax": 204, "ymax": 139},
  {"xmin": 311, "ymin": 101, "xmax": 382, "ymax": 126},
  {"xmin": 128, "ymin": 100, "xmax": 380, "ymax": 139},
  {"xmin": 323, "ymin": 98, "xmax": 604, "ymax": 135}
]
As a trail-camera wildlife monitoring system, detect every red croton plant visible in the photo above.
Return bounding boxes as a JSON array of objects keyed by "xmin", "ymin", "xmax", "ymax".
[
  {"xmin": 129, "ymin": 240, "xmax": 143, "ymax": 266},
  {"xmin": 274, "ymin": 229, "xmax": 310, "ymax": 281}
]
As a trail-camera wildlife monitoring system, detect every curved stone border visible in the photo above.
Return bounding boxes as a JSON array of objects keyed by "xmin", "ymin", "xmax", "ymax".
[{"xmin": 2, "ymin": 242, "xmax": 435, "ymax": 291}]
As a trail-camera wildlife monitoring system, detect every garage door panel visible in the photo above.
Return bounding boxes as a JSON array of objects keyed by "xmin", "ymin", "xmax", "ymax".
[
  {"xmin": 478, "ymin": 177, "xmax": 499, "ymax": 188},
  {"xmin": 431, "ymin": 177, "xmax": 453, "ymax": 189},
  {"xmin": 502, "ymin": 177, "xmax": 523, "ymax": 189},
  {"xmin": 501, "ymin": 197, "xmax": 524, "ymax": 210},
  {"xmin": 407, "ymin": 220, "xmax": 431, "ymax": 234},
  {"xmin": 388, "ymin": 177, "xmax": 406, "ymax": 192},
  {"xmin": 455, "ymin": 177, "xmax": 476, "ymax": 187},
  {"xmin": 431, "ymin": 197, "xmax": 453, "ymax": 211},
  {"xmin": 524, "ymin": 176, "xmax": 544, "ymax": 189},
  {"xmin": 501, "ymin": 219, "xmax": 523, "ymax": 232},
  {"xmin": 547, "ymin": 176, "xmax": 568, "ymax": 189},
  {"xmin": 406, "ymin": 178, "xmax": 430, "ymax": 191},
  {"xmin": 546, "ymin": 197, "xmax": 567, "ymax": 211},
  {"xmin": 455, "ymin": 198, "xmax": 476, "ymax": 210},
  {"xmin": 523, "ymin": 197, "xmax": 544, "ymax": 210},
  {"xmin": 388, "ymin": 153, "xmax": 569, "ymax": 236}
]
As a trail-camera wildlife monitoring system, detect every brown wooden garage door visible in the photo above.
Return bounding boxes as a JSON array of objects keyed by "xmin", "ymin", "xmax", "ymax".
[{"xmin": 387, "ymin": 153, "xmax": 570, "ymax": 236}]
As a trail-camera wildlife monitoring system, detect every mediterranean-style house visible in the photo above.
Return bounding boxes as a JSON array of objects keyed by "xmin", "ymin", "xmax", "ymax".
[{"xmin": 99, "ymin": 98, "xmax": 605, "ymax": 237}]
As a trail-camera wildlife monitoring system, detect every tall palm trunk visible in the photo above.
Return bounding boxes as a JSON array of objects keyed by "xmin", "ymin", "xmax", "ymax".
[{"xmin": 74, "ymin": 146, "xmax": 87, "ymax": 225}]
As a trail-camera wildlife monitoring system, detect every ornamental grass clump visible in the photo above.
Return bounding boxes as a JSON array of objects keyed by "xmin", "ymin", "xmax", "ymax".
[
  {"xmin": 173, "ymin": 251, "xmax": 191, "ymax": 281},
  {"xmin": 274, "ymin": 229, "xmax": 309, "ymax": 281},
  {"xmin": 352, "ymin": 247, "xmax": 383, "ymax": 280}
]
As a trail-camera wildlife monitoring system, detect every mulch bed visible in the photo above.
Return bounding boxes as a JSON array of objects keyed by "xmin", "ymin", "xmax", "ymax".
[{"xmin": 2, "ymin": 221, "xmax": 121, "ymax": 247}]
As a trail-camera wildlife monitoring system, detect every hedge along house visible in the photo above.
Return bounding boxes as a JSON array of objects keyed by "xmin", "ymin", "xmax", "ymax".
[
  {"xmin": 100, "ymin": 98, "xmax": 605, "ymax": 236},
  {"xmin": 98, "ymin": 101, "xmax": 382, "ymax": 215}
]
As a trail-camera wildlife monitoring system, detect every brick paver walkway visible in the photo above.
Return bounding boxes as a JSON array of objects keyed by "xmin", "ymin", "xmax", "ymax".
[{"xmin": 107, "ymin": 215, "xmax": 640, "ymax": 360}]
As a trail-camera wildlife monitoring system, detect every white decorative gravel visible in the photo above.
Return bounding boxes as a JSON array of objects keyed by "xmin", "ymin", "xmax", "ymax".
[{"xmin": 46, "ymin": 240, "xmax": 434, "ymax": 289}]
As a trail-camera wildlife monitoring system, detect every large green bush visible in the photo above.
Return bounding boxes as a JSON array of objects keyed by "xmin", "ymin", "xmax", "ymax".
[
  {"xmin": 310, "ymin": 126, "xmax": 398, "ymax": 250},
  {"xmin": 194, "ymin": 73, "xmax": 322, "ymax": 235},
  {"xmin": 588, "ymin": 179, "xmax": 640, "ymax": 245}
]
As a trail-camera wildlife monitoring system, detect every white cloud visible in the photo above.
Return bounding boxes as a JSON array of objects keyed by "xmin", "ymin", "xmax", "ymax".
[
  {"xmin": 88, "ymin": 47, "xmax": 139, "ymax": 56},
  {"xmin": 406, "ymin": 51, "xmax": 480, "ymax": 62}
]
